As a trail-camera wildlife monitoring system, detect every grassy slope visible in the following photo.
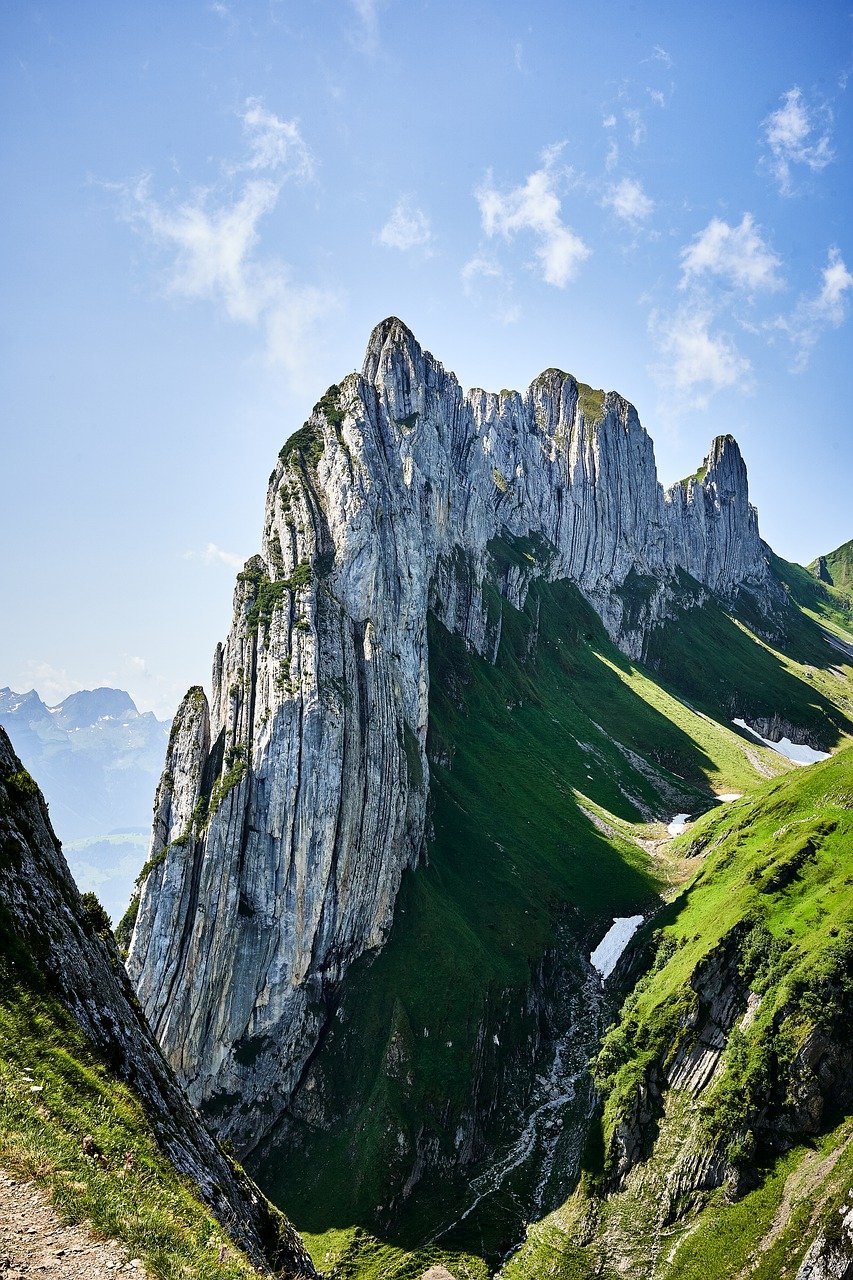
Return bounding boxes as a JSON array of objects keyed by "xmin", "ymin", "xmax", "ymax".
[
  {"xmin": 807, "ymin": 538, "xmax": 853, "ymax": 598},
  {"xmin": 772, "ymin": 550, "xmax": 853, "ymax": 647},
  {"xmin": 503, "ymin": 747, "xmax": 853, "ymax": 1280},
  {"xmin": 0, "ymin": 919, "xmax": 271, "ymax": 1280},
  {"xmin": 643, "ymin": 579, "xmax": 853, "ymax": 750},
  {"xmin": 253, "ymin": 569, "xmax": 853, "ymax": 1278}
]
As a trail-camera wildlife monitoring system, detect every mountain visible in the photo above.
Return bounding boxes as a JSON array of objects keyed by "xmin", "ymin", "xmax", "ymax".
[
  {"xmin": 506, "ymin": 749, "xmax": 853, "ymax": 1280},
  {"xmin": 0, "ymin": 685, "xmax": 169, "ymax": 919},
  {"xmin": 0, "ymin": 725, "xmax": 317, "ymax": 1277},
  {"xmin": 123, "ymin": 319, "xmax": 853, "ymax": 1276},
  {"xmin": 809, "ymin": 538, "xmax": 853, "ymax": 599}
]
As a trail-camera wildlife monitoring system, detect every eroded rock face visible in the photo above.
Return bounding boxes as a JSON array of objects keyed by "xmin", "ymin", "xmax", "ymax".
[
  {"xmin": 127, "ymin": 318, "xmax": 773, "ymax": 1151},
  {"xmin": 0, "ymin": 728, "xmax": 317, "ymax": 1279}
]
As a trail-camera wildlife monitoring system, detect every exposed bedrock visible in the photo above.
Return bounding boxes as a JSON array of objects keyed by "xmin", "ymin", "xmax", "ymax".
[{"xmin": 127, "ymin": 318, "xmax": 776, "ymax": 1151}]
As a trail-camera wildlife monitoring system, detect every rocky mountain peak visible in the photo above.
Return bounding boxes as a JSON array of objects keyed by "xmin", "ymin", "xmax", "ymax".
[{"xmin": 126, "ymin": 320, "xmax": 780, "ymax": 1153}]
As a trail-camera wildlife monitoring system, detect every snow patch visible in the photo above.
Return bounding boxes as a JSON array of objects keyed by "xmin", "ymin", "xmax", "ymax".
[
  {"xmin": 715, "ymin": 792, "xmax": 742, "ymax": 801},
  {"xmin": 667, "ymin": 813, "xmax": 690, "ymax": 836},
  {"xmin": 732, "ymin": 719, "xmax": 829, "ymax": 765},
  {"xmin": 590, "ymin": 915, "xmax": 643, "ymax": 979}
]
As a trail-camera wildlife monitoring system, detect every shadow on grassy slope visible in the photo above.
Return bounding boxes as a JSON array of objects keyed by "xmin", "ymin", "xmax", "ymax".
[
  {"xmin": 250, "ymin": 579, "xmax": 846, "ymax": 1266},
  {"xmin": 645, "ymin": 584, "xmax": 852, "ymax": 750},
  {"xmin": 503, "ymin": 748, "xmax": 853, "ymax": 1280}
]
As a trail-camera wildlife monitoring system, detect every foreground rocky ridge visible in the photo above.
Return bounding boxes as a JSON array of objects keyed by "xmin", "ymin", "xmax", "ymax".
[
  {"xmin": 0, "ymin": 727, "xmax": 317, "ymax": 1279},
  {"xmin": 126, "ymin": 318, "xmax": 779, "ymax": 1150}
]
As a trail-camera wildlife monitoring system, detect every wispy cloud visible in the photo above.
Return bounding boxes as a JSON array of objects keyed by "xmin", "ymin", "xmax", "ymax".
[
  {"xmin": 602, "ymin": 115, "xmax": 619, "ymax": 171},
  {"xmin": 475, "ymin": 145, "xmax": 591, "ymax": 288},
  {"xmin": 19, "ymin": 661, "xmax": 82, "ymax": 705},
  {"xmin": 378, "ymin": 198, "xmax": 432, "ymax": 251},
  {"xmin": 760, "ymin": 87, "xmax": 834, "ymax": 195},
  {"xmin": 623, "ymin": 108, "xmax": 646, "ymax": 147},
  {"xmin": 461, "ymin": 254, "xmax": 503, "ymax": 286},
  {"xmin": 650, "ymin": 305, "xmax": 752, "ymax": 410},
  {"xmin": 769, "ymin": 247, "xmax": 853, "ymax": 369},
  {"xmin": 347, "ymin": 0, "xmax": 380, "ymax": 53},
  {"xmin": 460, "ymin": 255, "xmax": 519, "ymax": 324},
  {"xmin": 116, "ymin": 100, "xmax": 339, "ymax": 389},
  {"xmin": 603, "ymin": 177, "xmax": 654, "ymax": 224},
  {"xmin": 236, "ymin": 98, "xmax": 315, "ymax": 179},
  {"xmin": 649, "ymin": 44, "xmax": 672, "ymax": 67},
  {"xmin": 183, "ymin": 542, "xmax": 245, "ymax": 570},
  {"xmin": 680, "ymin": 213, "xmax": 783, "ymax": 293}
]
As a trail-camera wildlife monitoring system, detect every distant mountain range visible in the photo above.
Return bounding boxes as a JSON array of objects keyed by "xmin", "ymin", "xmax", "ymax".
[{"xmin": 0, "ymin": 685, "xmax": 169, "ymax": 920}]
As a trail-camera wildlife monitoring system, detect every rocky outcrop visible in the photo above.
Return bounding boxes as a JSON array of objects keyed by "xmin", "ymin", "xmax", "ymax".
[
  {"xmin": 127, "ymin": 317, "xmax": 776, "ymax": 1151},
  {"xmin": 664, "ymin": 435, "xmax": 768, "ymax": 605},
  {"xmin": 0, "ymin": 728, "xmax": 317, "ymax": 1279},
  {"xmin": 796, "ymin": 1200, "xmax": 853, "ymax": 1280}
]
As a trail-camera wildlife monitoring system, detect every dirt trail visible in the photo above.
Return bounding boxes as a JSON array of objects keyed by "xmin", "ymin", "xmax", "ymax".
[{"xmin": 0, "ymin": 1169, "xmax": 149, "ymax": 1279}]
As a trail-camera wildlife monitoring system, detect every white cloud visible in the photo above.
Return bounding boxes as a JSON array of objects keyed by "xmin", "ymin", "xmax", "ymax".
[
  {"xmin": 184, "ymin": 543, "xmax": 245, "ymax": 570},
  {"xmin": 650, "ymin": 306, "xmax": 752, "ymax": 410},
  {"xmin": 770, "ymin": 247, "xmax": 853, "ymax": 369},
  {"xmin": 475, "ymin": 146, "xmax": 590, "ymax": 288},
  {"xmin": 129, "ymin": 175, "xmax": 280, "ymax": 323},
  {"xmin": 679, "ymin": 213, "xmax": 783, "ymax": 293},
  {"xmin": 761, "ymin": 87, "xmax": 834, "ymax": 195},
  {"xmin": 623, "ymin": 108, "xmax": 646, "ymax": 147},
  {"xmin": 461, "ymin": 254, "xmax": 503, "ymax": 286},
  {"xmin": 652, "ymin": 45, "xmax": 672, "ymax": 66},
  {"xmin": 378, "ymin": 198, "xmax": 432, "ymax": 251},
  {"xmin": 19, "ymin": 661, "xmax": 82, "ymax": 705},
  {"xmin": 348, "ymin": 0, "xmax": 380, "ymax": 53},
  {"xmin": 602, "ymin": 114, "xmax": 617, "ymax": 128},
  {"xmin": 603, "ymin": 177, "xmax": 654, "ymax": 224},
  {"xmin": 119, "ymin": 101, "xmax": 338, "ymax": 390},
  {"xmin": 238, "ymin": 99, "xmax": 314, "ymax": 179},
  {"xmin": 118, "ymin": 656, "xmax": 184, "ymax": 720},
  {"xmin": 605, "ymin": 137, "xmax": 619, "ymax": 172}
]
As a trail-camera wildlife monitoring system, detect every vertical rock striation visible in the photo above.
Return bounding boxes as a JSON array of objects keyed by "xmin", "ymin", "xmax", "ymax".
[
  {"xmin": 0, "ymin": 728, "xmax": 317, "ymax": 1278},
  {"xmin": 127, "ymin": 318, "xmax": 774, "ymax": 1150}
]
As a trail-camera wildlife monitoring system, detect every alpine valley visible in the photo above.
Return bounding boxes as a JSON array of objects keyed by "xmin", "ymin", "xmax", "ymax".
[{"xmin": 4, "ymin": 318, "xmax": 853, "ymax": 1279}]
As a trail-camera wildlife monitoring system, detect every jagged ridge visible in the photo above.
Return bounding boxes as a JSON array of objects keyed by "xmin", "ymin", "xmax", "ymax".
[{"xmin": 126, "ymin": 317, "xmax": 777, "ymax": 1153}]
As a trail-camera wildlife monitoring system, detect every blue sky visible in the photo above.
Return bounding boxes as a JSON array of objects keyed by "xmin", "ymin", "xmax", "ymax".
[{"xmin": 1, "ymin": 0, "xmax": 851, "ymax": 717}]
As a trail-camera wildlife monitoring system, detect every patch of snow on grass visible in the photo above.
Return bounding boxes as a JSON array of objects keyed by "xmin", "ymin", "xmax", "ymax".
[
  {"xmin": 590, "ymin": 915, "xmax": 643, "ymax": 979},
  {"xmin": 732, "ymin": 719, "xmax": 829, "ymax": 765},
  {"xmin": 667, "ymin": 813, "xmax": 690, "ymax": 836}
]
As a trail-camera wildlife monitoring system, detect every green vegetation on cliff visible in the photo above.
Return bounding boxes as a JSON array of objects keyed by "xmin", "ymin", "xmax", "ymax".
[
  {"xmin": 0, "ymin": 739, "xmax": 312, "ymax": 1280},
  {"xmin": 0, "ymin": 950, "xmax": 266, "ymax": 1279},
  {"xmin": 808, "ymin": 538, "xmax": 853, "ymax": 598},
  {"xmin": 505, "ymin": 747, "xmax": 853, "ymax": 1280},
  {"xmin": 252, "ymin": 554, "xmax": 853, "ymax": 1277}
]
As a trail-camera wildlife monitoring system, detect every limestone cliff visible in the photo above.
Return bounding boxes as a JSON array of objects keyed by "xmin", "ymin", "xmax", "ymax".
[
  {"xmin": 126, "ymin": 318, "xmax": 775, "ymax": 1152},
  {"xmin": 0, "ymin": 727, "xmax": 317, "ymax": 1278}
]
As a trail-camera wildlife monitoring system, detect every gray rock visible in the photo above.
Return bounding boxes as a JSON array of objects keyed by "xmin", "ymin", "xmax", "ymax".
[
  {"xmin": 127, "ymin": 318, "xmax": 775, "ymax": 1152},
  {"xmin": 0, "ymin": 727, "xmax": 317, "ymax": 1278}
]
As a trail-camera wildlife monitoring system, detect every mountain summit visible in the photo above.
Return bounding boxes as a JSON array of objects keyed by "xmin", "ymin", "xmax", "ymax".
[{"xmin": 125, "ymin": 319, "xmax": 783, "ymax": 1149}]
